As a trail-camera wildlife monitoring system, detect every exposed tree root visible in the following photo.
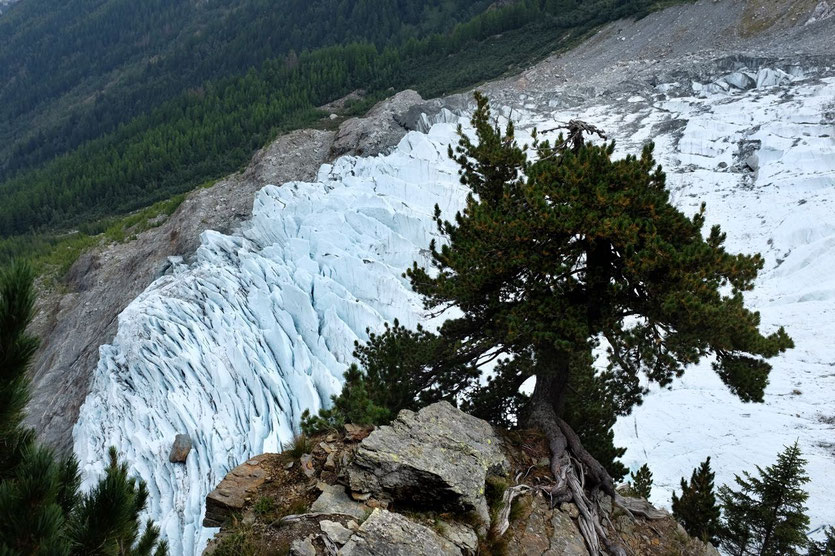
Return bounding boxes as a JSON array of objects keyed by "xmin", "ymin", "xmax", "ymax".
[
  {"xmin": 613, "ymin": 494, "xmax": 669, "ymax": 521},
  {"xmin": 492, "ymin": 484, "xmax": 532, "ymax": 537},
  {"xmin": 527, "ymin": 398, "xmax": 632, "ymax": 556}
]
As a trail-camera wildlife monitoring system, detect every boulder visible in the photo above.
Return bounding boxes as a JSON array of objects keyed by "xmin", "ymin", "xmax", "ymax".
[
  {"xmin": 310, "ymin": 484, "xmax": 369, "ymax": 521},
  {"xmin": 168, "ymin": 433, "xmax": 192, "ymax": 463},
  {"xmin": 339, "ymin": 509, "xmax": 461, "ymax": 556},
  {"xmin": 203, "ymin": 454, "xmax": 270, "ymax": 527},
  {"xmin": 348, "ymin": 401, "xmax": 509, "ymax": 524},
  {"xmin": 321, "ymin": 520, "xmax": 354, "ymax": 545}
]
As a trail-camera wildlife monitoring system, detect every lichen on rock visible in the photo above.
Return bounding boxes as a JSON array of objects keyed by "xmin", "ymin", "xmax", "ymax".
[{"xmin": 348, "ymin": 401, "xmax": 510, "ymax": 524}]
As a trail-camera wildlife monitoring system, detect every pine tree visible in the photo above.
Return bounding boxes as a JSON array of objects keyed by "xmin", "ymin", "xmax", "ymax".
[
  {"xmin": 672, "ymin": 457, "xmax": 720, "ymax": 544},
  {"xmin": 0, "ymin": 261, "xmax": 167, "ymax": 555},
  {"xmin": 718, "ymin": 441, "xmax": 810, "ymax": 555},
  {"xmin": 69, "ymin": 447, "xmax": 167, "ymax": 555},
  {"xmin": 302, "ymin": 320, "xmax": 479, "ymax": 432},
  {"xmin": 300, "ymin": 364, "xmax": 390, "ymax": 434},
  {"xmin": 392, "ymin": 93, "xmax": 790, "ymax": 551},
  {"xmin": 809, "ymin": 526, "xmax": 835, "ymax": 556},
  {"xmin": 0, "ymin": 260, "xmax": 39, "ymax": 481},
  {"xmin": 629, "ymin": 464, "xmax": 653, "ymax": 500}
]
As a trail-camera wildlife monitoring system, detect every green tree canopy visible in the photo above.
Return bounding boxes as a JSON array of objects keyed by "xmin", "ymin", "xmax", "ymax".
[
  {"xmin": 718, "ymin": 441, "xmax": 811, "ymax": 556},
  {"xmin": 0, "ymin": 261, "xmax": 167, "ymax": 555},
  {"xmin": 672, "ymin": 456, "xmax": 721, "ymax": 544},
  {"xmin": 404, "ymin": 93, "xmax": 792, "ymax": 552}
]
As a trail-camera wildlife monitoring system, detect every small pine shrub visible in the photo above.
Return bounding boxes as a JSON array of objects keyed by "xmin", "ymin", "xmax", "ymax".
[
  {"xmin": 629, "ymin": 464, "xmax": 653, "ymax": 500},
  {"xmin": 300, "ymin": 364, "xmax": 389, "ymax": 436},
  {"xmin": 672, "ymin": 457, "xmax": 720, "ymax": 544}
]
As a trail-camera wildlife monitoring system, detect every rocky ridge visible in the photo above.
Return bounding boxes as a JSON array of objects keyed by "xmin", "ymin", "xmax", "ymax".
[{"xmin": 203, "ymin": 402, "xmax": 718, "ymax": 555}]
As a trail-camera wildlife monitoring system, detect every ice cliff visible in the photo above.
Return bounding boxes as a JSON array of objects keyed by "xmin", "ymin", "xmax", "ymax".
[{"xmin": 74, "ymin": 67, "xmax": 835, "ymax": 552}]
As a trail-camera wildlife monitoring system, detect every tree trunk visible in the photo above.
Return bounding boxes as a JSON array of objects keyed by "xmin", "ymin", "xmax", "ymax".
[{"xmin": 526, "ymin": 349, "xmax": 624, "ymax": 556}]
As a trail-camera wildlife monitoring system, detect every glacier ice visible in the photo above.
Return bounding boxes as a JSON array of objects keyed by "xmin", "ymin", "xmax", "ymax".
[
  {"xmin": 73, "ymin": 73, "xmax": 835, "ymax": 553},
  {"xmin": 73, "ymin": 125, "xmax": 472, "ymax": 554}
]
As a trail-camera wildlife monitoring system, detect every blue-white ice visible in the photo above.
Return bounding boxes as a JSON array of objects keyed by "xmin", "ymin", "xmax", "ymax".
[
  {"xmin": 74, "ymin": 71, "xmax": 835, "ymax": 554},
  {"xmin": 72, "ymin": 125, "xmax": 471, "ymax": 554}
]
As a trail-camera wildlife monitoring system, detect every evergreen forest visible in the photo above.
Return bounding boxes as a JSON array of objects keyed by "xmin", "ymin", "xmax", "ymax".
[{"xmin": 0, "ymin": 0, "xmax": 683, "ymax": 265}]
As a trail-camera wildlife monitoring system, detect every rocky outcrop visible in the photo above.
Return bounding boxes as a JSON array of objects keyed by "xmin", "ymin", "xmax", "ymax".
[
  {"xmin": 394, "ymin": 96, "xmax": 468, "ymax": 133},
  {"xmin": 203, "ymin": 454, "xmax": 272, "ymax": 527},
  {"xmin": 204, "ymin": 403, "xmax": 720, "ymax": 555},
  {"xmin": 340, "ymin": 509, "xmax": 461, "ymax": 556},
  {"xmin": 329, "ymin": 89, "xmax": 424, "ymax": 158},
  {"xmin": 348, "ymin": 401, "xmax": 509, "ymax": 523}
]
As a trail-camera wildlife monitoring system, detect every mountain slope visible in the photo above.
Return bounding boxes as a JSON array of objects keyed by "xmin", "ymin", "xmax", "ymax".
[
  {"xmin": 0, "ymin": 0, "xmax": 492, "ymax": 177},
  {"xmin": 21, "ymin": 0, "xmax": 835, "ymax": 552}
]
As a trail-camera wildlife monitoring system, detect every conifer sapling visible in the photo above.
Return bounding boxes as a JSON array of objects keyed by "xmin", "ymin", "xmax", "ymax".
[
  {"xmin": 672, "ymin": 456, "xmax": 720, "ymax": 544},
  {"xmin": 718, "ymin": 441, "xmax": 810, "ymax": 556},
  {"xmin": 629, "ymin": 463, "xmax": 653, "ymax": 500}
]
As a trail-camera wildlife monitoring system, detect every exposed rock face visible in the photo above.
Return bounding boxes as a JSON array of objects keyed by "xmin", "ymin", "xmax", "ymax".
[
  {"xmin": 203, "ymin": 407, "xmax": 724, "ymax": 556},
  {"xmin": 168, "ymin": 434, "xmax": 192, "ymax": 463},
  {"xmin": 329, "ymin": 89, "xmax": 424, "ymax": 158},
  {"xmin": 394, "ymin": 96, "xmax": 469, "ymax": 133},
  {"xmin": 339, "ymin": 509, "xmax": 461, "ymax": 556},
  {"xmin": 506, "ymin": 496, "xmax": 589, "ymax": 555},
  {"xmin": 203, "ymin": 454, "xmax": 272, "ymax": 527},
  {"xmin": 348, "ymin": 402, "xmax": 509, "ymax": 523}
]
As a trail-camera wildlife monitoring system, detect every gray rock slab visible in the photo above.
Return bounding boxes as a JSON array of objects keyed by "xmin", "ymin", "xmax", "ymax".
[
  {"xmin": 321, "ymin": 519, "xmax": 354, "ymax": 545},
  {"xmin": 310, "ymin": 484, "xmax": 368, "ymax": 521},
  {"xmin": 348, "ymin": 401, "xmax": 509, "ymax": 524},
  {"xmin": 339, "ymin": 509, "xmax": 461, "ymax": 556}
]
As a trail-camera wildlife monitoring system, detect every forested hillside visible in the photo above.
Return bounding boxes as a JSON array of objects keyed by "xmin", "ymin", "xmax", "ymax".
[
  {"xmin": 0, "ymin": 0, "xmax": 493, "ymax": 178},
  {"xmin": 0, "ymin": 0, "xmax": 681, "ymax": 263}
]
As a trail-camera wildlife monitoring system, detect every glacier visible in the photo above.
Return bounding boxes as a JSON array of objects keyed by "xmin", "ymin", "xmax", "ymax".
[{"xmin": 73, "ymin": 69, "xmax": 835, "ymax": 553}]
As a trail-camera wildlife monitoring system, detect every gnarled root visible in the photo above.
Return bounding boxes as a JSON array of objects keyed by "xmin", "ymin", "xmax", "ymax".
[
  {"xmin": 528, "ymin": 399, "xmax": 626, "ymax": 556},
  {"xmin": 491, "ymin": 484, "xmax": 532, "ymax": 537}
]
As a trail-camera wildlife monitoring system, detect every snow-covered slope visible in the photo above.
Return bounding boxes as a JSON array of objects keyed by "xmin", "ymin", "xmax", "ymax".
[{"xmin": 74, "ymin": 68, "xmax": 835, "ymax": 552}]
